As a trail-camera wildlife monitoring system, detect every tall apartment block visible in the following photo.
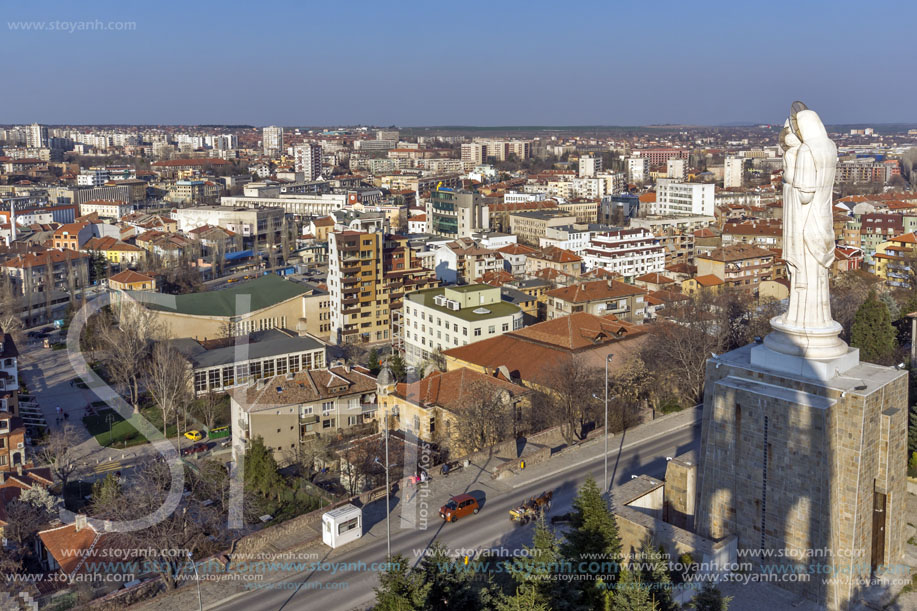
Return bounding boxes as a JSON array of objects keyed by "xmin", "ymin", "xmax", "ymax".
[
  {"xmin": 262, "ymin": 125, "xmax": 283, "ymax": 156},
  {"xmin": 294, "ymin": 143, "xmax": 323, "ymax": 180},
  {"xmin": 328, "ymin": 231, "xmax": 390, "ymax": 345}
]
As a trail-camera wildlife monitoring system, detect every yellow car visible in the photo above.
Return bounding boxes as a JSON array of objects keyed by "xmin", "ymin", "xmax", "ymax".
[{"xmin": 184, "ymin": 430, "xmax": 203, "ymax": 442}]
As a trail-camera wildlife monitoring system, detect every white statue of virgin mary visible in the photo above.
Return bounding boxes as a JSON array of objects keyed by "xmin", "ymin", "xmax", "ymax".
[{"xmin": 765, "ymin": 104, "xmax": 848, "ymax": 360}]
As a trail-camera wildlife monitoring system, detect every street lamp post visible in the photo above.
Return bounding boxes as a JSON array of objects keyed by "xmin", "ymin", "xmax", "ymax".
[
  {"xmin": 374, "ymin": 416, "xmax": 392, "ymax": 560},
  {"xmin": 187, "ymin": 551, "xmax": 203, "ymax": 611},
  {"xmin": 604, "ymin": 353, "xmax": 613, "ymax": 494}
]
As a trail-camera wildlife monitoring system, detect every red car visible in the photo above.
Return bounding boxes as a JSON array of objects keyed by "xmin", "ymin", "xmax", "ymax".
[{"xmin": 440, "ymin": 494, "xmax": 480, "ymax": 522}]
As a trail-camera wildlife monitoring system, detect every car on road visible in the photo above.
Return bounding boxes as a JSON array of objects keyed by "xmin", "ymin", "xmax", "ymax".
[
  {"xmin": 439, "ymin": 494, "xmax": 479, "ymax": 522},
  {"xmin": 184, "ymin": 430, "xmax": 203, "ymax": 442},
  {"xmin": 182, "ymin": 444, "xmax": 208, "ymax": 456}
]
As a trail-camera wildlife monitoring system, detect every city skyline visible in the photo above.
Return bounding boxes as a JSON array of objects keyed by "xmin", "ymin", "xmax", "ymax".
[{"xmin": 3, "ymin": 0, "xmax": 916, "ymax": 126}]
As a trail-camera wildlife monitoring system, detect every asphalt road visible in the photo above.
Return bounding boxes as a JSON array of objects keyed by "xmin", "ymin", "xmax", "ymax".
[{"xmin": 212, "ymin": 421, "xmax": 701, "ymax": 611}]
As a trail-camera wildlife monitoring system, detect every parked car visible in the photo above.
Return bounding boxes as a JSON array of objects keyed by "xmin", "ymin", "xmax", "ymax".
[
  {"xmin": 182, "ymin": 444, "xmax": 208, "ymax": 456},
  {"xmin": 440, "ymin": 494, "xmax": 480, "ymax": 523},
  {"xmin": 184, "ymin": 430, "xmax": 203, "ymax": 442}
]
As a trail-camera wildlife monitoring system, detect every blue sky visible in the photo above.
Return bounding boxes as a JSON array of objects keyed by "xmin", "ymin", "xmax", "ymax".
[{"xmin": 2, "ymin": 0, "xmax": 915, "ymax": 126}]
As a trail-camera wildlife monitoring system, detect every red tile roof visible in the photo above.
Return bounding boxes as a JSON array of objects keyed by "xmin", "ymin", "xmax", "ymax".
[
  {"xmin": 546, "ymin": 279, "xmax": 646, "ymax": 303},
  {"xmin": 394, "ymin": 368, "xmax": 529, "ymax": 412}
]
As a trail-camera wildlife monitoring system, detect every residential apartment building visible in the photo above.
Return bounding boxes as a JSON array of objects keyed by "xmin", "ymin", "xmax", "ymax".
[
  {"xmin": 523, "ymin": 246, "xmax": 582, "ymax": 278},
  {"xmin": 328, "ymin": 230, "xmax": 390, "ymax": 345},
  {"xmin": 627, "ymin": 157, "xmax": 649, "ymax": 183},
  {"xmin": 546, "ymin": 279, "xmax": 647, "ymax": 324},
  {"xmin": 433, "ymin": 238, "xmax": 502, "ymax": 284},
  {"xmin": 874, "ymin": 233, "xmax": 917, "ymax": 288},
  {"xmin": 231, "ymin": 364, "xmax": 378, "ymax": 464},
  {"xmin": 426, "ymin": 188, "xmax": 487, "ymax": 239},
  {"xmin": 294, "ymin": 143, "xmax": 323, "ymax": 180},
  {"xmin": 497, "ymin": 243, "xmax": 538, "ymax": 275},
  {"xmin": 165, "ymin": 180, "xmax": 221, "ymax": 204},
  {"xmin": 402, "ymin": 284, "xmax": 523, "ymax": 366},
  {"xmin": 52, "ymin": 223, "xmax": 92, "ymax": 250},
  {"xmin": 666, "ymin": 158, "xmax": 686, "ymax": 181},
  {"xmin": 1, "ymin": 249, "xmax": 90, "ymax": 296},
  {"xmin": 695, "ymin": 243, "xmax": 775, "ymax": 293},
  {"xmin": 653, "ymin": 180, "xmax": 715, "ymax": 216},
  {"xmin": 578, "ymin": 155, "xmax": 602, "ymax": 178},
  {"xmin": 724, "ymin": 156, "xmax": 744, "ymax": 188},
  {"xmin": 721, "ymin": 219, "xmax": 783, "ymax": 249},
  {"xmin": 262, "ymin": 126, "xmax": 283, "ymax": 156},
  {"xmin": 509, "ymin": 210, "xmax": 577, "ymax": 246},
  {"xmin": 582, "ymin": 228, "xmax": 666, "ymax": 281}
]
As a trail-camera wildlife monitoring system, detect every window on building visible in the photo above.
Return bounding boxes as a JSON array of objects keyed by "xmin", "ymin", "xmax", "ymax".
[
  {"xmin": 263, "ymin": 360, "xmax": 275, "ymax": 378},
  {"xmin": 488, "ymin": 325, "xmax": 495, "ymax": 334},
  {"xmin": 322, "ymin": 401, "xmax": 334, "ymax": 413},
  {"xmin": 323, "ymin": 419, "xmax": 333, "ymax": 429},
  {"xmin": 194, "ymin": 371, "xmax": 207, "ymax": 393},
  {"xmin": 289, "ymin": 354, "xmax": 300, "ymax": 372},
  {"xmin": 474, "ymin": 327, "xmax": 481, "ymax": 336},
  {"xmin": 250, "ymin": 361, "xmax": 262, "ymax": 379},
  {"xmin": 277, "ymin": 357, "xmax": 288, "ymax": 376},
  {"xmin": 208, "ymin": 369, "xmax": 220, "ymax": 389},
  {"xmin": 222, "ymin": 366, "xmax": 234, "ymax": 387}
]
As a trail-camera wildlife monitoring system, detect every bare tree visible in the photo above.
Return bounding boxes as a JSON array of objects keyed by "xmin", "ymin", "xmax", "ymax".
[
  {"xmin": 451, "ymin": 380, "xmax": 515, "ymax": 455},
  {"xmin": 282, "ymin": 434, "xmax": 331, "ymax": 480},
  {"xmin": 35, "ymin": 424, "xmax": 81, "ymax": 492},
  {"xmin": 145, "ymin": 342, "xmax": 192, "ymax": 438},
  {"xmin": 641, "ymin": 293, "xmax": 724, "ymax": 407},
  {"xmin": 92, "ymin": 461, "xmax": 208, "ymax": 590},
  {"xmin": 192, "ymin": 390, "xmax": 224, "ymax": 434},
  {"xmin": 0, "ymin": 274, "xmax": 23, "ymax": 339},
  {"xmin": 541, "ymin": 356, "xmax": 603, "ymax": 444},
  {"xmin": 102, "ymin": 299, "xmax": 161, "ymax": 413},
  {"xmin": 607, "ymin": 357, "xmax": 654, "ymax": 430}
]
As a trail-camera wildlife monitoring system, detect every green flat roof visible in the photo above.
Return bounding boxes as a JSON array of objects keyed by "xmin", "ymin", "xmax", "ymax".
[
  {"xmin": 143, "ymin": 274, "xmax": 309, "ymax": 317},
  {"xmin": 406, "ymin": 286, "xmax": 520, "ymax": 322}
]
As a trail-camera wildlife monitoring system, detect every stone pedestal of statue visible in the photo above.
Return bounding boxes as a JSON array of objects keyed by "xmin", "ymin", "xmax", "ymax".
[{"xmin": 752, "ymin": 316, "xmax": 859, "ymax": 381}]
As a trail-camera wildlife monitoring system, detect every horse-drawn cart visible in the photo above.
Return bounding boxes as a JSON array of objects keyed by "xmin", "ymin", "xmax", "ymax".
[{"xmin": 508, "ymin": 490, "xmax": 553, "ymax": 525}]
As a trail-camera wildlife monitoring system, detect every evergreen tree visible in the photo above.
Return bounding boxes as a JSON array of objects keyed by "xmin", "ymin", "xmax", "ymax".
[
  {"xmin": 503, "ymin": 518, "xmax": 568, "ymax": 610},
  {"xmin": 374, "ymin": 554, "xmax": 430, "ymax": 610},
  {"xmin": 634, "ymin": 541, "xmax": 676, "ymax": 611},
  {"xmin": 561, "ymin": 477, "xmax": 623, "ymax": 608},
  {"xmin": 850, "ymin": 292, "xmax": 897, "ymax": 364},
  {"xmin": 416, "ymin": 543, "xmax": 496, "ymax": 610},
  {"xmin": 91, "ymin": 472, "xmax": 122, "ymax": 509},
  {"xmin": 368, "ymin": 348, "xmax": 381, "ymax": 375},
  {"xmin": 389, "ymin": 352, "xmax": 408, "ymax": 382},
  {"xmin": 689, "ymin": 582, "xmax": 732, "ymax": 611},
  {"xmin": 243, "ymin": 436, "xmax": 286, "ymax": 499},
  {"xmin": 609, "ymin": 568, "xmax": 658, "ymax": 611}
]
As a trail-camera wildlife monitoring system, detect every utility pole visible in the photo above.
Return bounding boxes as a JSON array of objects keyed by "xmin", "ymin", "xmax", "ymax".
[{"xmin": 604, "ymin": 353, "xmax": 613, "ymax": 494}]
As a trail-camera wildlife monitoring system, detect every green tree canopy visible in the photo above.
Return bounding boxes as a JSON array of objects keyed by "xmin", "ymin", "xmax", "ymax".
[
  {"xmin": 561, "ymin": 477, "xmax": 623, "ymax": 608},
  {"xmin": 244, "ymin": 436, "xmax": 286, "ymax": 499},
  {"xmin": 850, "ymin": 291, "xmax": 897, "ymax": 364}
]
